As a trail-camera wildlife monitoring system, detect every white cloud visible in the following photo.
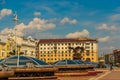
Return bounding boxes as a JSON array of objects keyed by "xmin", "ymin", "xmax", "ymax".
[
  {"xmin": 27, "ymin": 18, "xmax": 55, "ymax": 30},
  {"xmin": 96, "ymin": 24, "xmax": 117, "ymax": 31},
  {"xmin": 88, "ymin": 11, "xmax": 98, "ymax": 16},
  {"xmin": 1, "ymin": 28, "xmax": 13, "ymax": 34},
  {"xmin": 33, "ymin": 33, "xmax": 61, "ymax": 39},
  {"xmin": 114, "ymin": 7, "xmax": 120, "ymax": 12},
  {"xmin": 98, "ymin": 36, "xmax": 110, "ymax": 42},
  {"xmin": 66, "ymin": 29, "xmax": 89, "ymax": 38},
  {"xmin": 34, "ymin": 12, "xmax": 41, "ymax": 17},
  {"xmin": 0, "ymin": 17, "xmax": 56, "ymax": 38},
  {"xmin": 60, "ymin": 17, "xmax": 77, "ymax": 24},
  {"xmin": 0, "ymin": 8, "xmax": 12, "ymax": 19},
  {"xmin": 110, "ymin": 14, "xmax": 120, "ymax": 21},
  {"xmin": 41, "ymin": 6, "xmax": 56, "ymax": 15},
  {"xmin": 100, "ymin": 46, "xmax": 116, "ymax": 53}
]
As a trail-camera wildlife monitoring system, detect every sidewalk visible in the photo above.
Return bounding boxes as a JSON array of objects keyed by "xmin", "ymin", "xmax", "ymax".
[
  {"xmin": 58, "ymin": 68, "xmax": 120, "ymax": 80},
  {"xmin": 99, "ymin": 71, "xmax": 120, "ymax": 80},
  {"xmin": 90, "ymin": 70, "xmax": 120, "ymax": 80}
]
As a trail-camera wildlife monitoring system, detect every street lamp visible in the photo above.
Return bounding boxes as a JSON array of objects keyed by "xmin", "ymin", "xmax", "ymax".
[{"xmin": 13, "ymin": 12, "xmax": 19, "ymax": 67}]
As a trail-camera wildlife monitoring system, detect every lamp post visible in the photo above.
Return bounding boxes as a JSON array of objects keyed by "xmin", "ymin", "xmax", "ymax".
[{"xmin": 13, "ymin": 12, "xmax": 19, "ymax": 67}]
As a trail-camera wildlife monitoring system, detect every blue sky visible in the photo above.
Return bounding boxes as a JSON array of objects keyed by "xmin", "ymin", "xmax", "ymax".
[{"xmin": 0, "ymin": 0, "xmax": 120, "ymax": 54}]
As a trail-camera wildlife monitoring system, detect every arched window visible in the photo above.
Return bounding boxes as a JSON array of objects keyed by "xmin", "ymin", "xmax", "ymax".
[
  {"xmin": 86, "ymin": 58, "xmax": 91, "ymax": 62},
  {"xmin": 86, "ymin": 50, "xmax": 90, "ymax": 56}
]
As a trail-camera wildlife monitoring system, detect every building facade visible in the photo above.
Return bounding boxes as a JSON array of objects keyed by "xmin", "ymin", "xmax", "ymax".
[
  {"xmin": 104, "ymin": 53, "xmax": 114, "ymax": 64},
  {"xmin": 37, "ymin": 38, "xmax": 98, "ymax": 63},
  {"xmin": 0, "ymin": 41, "xmax": 6, "ymax": 59},
  {"xmin": 20, "ymin": 36, "xmax": 37, "ymax": 57},
  {"xmin": 0, "ymin": 35, "xmax": 13, "ymax": 59},
  {"xmin": 113, "ymin": 49, "xmax": 120, "ymax": 65}
]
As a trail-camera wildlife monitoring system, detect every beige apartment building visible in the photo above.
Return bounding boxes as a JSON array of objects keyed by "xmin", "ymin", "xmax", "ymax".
[{"xmin": 37, "ymin": 38, "xmax": 98, "ymax": 63}]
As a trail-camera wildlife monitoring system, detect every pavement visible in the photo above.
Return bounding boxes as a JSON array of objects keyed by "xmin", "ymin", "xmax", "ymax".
[
  {"xmin": 99, "ymin": 71, "xmax": 120, "ymax": 80},
  {"xmin": 90, "ymin": 70, "xmax": 120, "ymax": 80},
  {"xmin": 58, "ymin": 68, "xmax": 120, "ymax": 80}
]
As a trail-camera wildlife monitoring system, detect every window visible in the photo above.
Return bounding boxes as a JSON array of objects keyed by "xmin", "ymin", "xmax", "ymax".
[
  {"xmin": 92, "ymin": 54, "xmax": 94, "ymax": 56},
  {"xmin": 86, "ymin": 43, "xmax": 90, "ymax": 45},
  {"xmin": 48, "ymin": 51, "xmax": 49, "ymax": 53},
  {"xmin": 65, "ymin": 43, "xmax": 67, "ymax": 45},
  {"xmin": 72, "ymin": 43, "xmax": 74, "ymax": 45},
  {"xmin": 65, "ymin": 51, "xmax": 67, "ymax": 53},
  {"xmin": 69, "ymin": 54, "xmax": 71, "ymax": 56},
  {"xmin": 44, "ymin": 51, "xmax": 46, "ymax": 53},
  {"xmin": 86, "ymin": 50, "xmax": 90, "ymax": 56},
  {"xmin": 69, "ymin": 50, "xmax": 71, "ymax": 53},
  {"xmin": 66, "ymin": 54, "xmax": 67, "ymax": 56},
  {"xmin": 68, "ymin": 43, "xmax": 71, "ymax": 46},
  {"xmin": 91, "ymin": 43, "xmax": 93, "ymax": 46},
  {"xmin": 44, "ymin": 59, "xmax": 46, "ymax": 61},
  {"xmin": 86, "ymin": 46, "xmax": 90, "ymax": 49},
  {"xmin": 58, "ymin": 51, "xmax": 60, "ymax": 53},
  {"xmin": 40, "ymin": 51, "xmax": 42, "ymax": 53},
  {"xmin": 86, "ymin": 58, "xmax": 91, "ymax": 62},
  {"xmin": 91, "ymin": 47, "xmax": 93, "ymax": 50}
]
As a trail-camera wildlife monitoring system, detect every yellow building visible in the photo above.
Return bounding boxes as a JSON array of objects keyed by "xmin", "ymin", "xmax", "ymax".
[
  {"xmin": 37, "ymin": 38, "xmax": 98, "ymax": 63},
  {"xmin": 0, "ymin": 35, "xmax": 17, "ymax": 59},
  {"xmin": 0, "ymin": 34, "xmax": 36, "ymax": 59},
  {"xmin": 0, "ymin": 41, "xmax": 6, "ymax": 59}
]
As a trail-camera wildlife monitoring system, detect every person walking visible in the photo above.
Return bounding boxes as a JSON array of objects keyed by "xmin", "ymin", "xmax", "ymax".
[{"xmin": 110, "ymin": 63, "xmax": 113, "ymax": 71}]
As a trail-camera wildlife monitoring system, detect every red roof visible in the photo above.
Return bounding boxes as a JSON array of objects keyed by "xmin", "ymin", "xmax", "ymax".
[{"xmin": 39, "ymin": 38, "xmax": 97, "ymax": 43}]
